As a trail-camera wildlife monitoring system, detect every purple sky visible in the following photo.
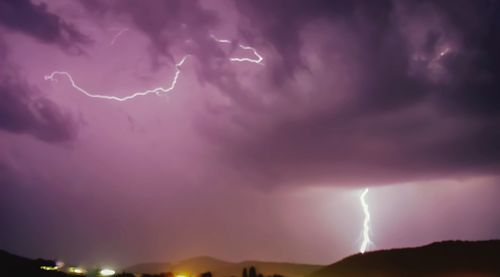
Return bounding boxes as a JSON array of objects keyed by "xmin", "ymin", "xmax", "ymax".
[{"xmin": 1, "ymin": 0, "xmax": 500, "ymax": 269}]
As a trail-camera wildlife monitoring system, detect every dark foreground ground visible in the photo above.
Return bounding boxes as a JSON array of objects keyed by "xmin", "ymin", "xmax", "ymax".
[
  {"xmin": 2, "ymin": 240, "xmax": 500, "ymax": 277},
  {"xmin": 308, "ymin": 240, "xmax": 500, "ymax": 277}
]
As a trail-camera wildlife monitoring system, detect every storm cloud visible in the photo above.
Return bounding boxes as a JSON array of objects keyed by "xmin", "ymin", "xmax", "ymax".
[
  {"xmin": 0, "ymin": 0, "xmax": 90, "ymax": 50},
  {"xmin": 1, "ymin": 0, "xmax": 499, "ymax": 268},
  {"xmin": 195, "ymin": 0, "xmax": 500, "ymax": 187}
]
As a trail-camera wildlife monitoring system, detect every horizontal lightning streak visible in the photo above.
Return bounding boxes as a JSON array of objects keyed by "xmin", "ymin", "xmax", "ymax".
[
  {"xmin": 44, "ymin": 56, "xmax": 189, "ymax": 102},
  {"xmin": 44, "ymin": 34, "xmax": 263, "ymax": 102}
]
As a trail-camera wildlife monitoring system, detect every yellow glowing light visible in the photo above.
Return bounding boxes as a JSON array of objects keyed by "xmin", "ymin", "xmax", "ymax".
[
  {"xmin": 68, "ymin": 267, "xmax": 87, "ymax": 275},
  {"xmin": 40, "ymin": 265, "xmax": 58, "ymax": 271},
  {"xmin": 176, "ymin": 274, "xmax": 189, "ymax": 277},
  {"xmin": 100, "ymin": 268, "xmax": 116, "ymax": 276}
]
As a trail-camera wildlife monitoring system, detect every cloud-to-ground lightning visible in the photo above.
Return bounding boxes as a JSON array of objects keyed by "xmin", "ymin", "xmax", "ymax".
[
  {"xmin": 44, "ymin": 56, "xmax": 188, "ymax": 102},
  {"xmin": 359, "ymin": 188, "xmax": 372, "ymax": 254},
  {"xmin": 210, "ymin": 34, "xmax": 264, "ymax": 65},
  {"xmin": 108, "ymin": 28, "xmax": 129, "ymax": 46}
]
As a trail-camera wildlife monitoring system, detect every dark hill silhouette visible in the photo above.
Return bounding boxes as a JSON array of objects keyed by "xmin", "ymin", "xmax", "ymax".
[
  {"xmin": 126, "ymin": 256, "xmax": 322, "ymax": 277},
  {"xmin": 3, "ymin": 240, "xmax": 499, "ymax": 277},
  {"xmin": 308, "ymin": 240, "xmax": 500, "ymax": 277},
  {"xmin": 124, "ymin": 261, "xmax": 171, "ymax": 275},
  {"xmin": 125, "ymin": 256, "xmax": 231, "ymax": 275},
  {"xmin": 0, "ymin": 249, "xmax": 67, "ymax": 277}
]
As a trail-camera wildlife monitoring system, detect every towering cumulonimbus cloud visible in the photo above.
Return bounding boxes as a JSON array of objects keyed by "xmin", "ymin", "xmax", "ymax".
[
  {"xmin": 195, "ymin": 0, "xmax": 500, "ymax": 188},
  {"xmin": 1, "ymin": 0, "xmax": 499, "ymax": 187}
]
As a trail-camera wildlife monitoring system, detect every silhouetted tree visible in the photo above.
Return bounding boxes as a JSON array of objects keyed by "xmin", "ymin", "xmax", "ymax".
[
  {"xmin": 257, "ymin": 274, "xmax": 264, "ymax": 277},
  {"xmin": 201, "ymin": 272, "xmax": 212, "ymax": 277},
  {"xmin": 249, "ymin": 266, "xmax": 257, "ymax": 277},
  {"xmin": 115, "ymin": 273, "xmax": 135, "ymax": 277},
  {"xmin": 138, "ymin": 271, "xmax": 171, "ymax": 277},
  {"xmin": 242, "ymin": 267, "xmax": 248, "ymax": 277}
]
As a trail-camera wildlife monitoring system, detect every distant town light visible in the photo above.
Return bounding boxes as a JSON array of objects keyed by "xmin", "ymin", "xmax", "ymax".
[
  {"xmin": 68, "ymin": 266, "xmax": 87, "ymax": 275},
  {"xmin": 40, "ymin": 265, "xmax": 58, "ymax": 271},
  {"xmin": 100, "ymin": 268, "xmax": 116, "ymax": 276}
]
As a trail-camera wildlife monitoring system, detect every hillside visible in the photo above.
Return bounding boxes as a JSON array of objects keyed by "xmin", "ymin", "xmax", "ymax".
[
  {"xmin": 124, "ymin": 261, "xmax": 171, "ymax": 275},
  {"xmin": 0, "ymin": 249, "xmax": 67, "ymax": 277},
  {"xmin": 308, "ymin": 240, "xmax": 500, "ymax": 277},
  {"xmin": 126, "ymin": 256, "xmax": 323, "ymax": 277}
]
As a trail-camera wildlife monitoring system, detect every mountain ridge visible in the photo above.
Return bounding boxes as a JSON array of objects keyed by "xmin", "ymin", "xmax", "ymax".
[
  {"xmin": 125, "ymin": 256, "xmax": 323, "ymax": 277},
  {"xmin": 308, "ymin": 240, "xmax": 500, "ymax": 277}
]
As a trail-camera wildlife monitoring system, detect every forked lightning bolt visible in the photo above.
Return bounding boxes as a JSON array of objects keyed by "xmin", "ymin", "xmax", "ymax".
[
  {"xmin": 360, "ymin": 188, "xmax": 372, "ymax": 254},
  {"xmin": 44, "ymin": 56, "xmax": 188, "ymax": 101},
  {"xmin": 44, "ymin": 35, "xmax": 263, "ymax": 102}
]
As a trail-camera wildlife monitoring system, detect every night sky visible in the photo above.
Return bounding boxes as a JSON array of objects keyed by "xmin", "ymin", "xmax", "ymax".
[{"xmin": 1, "ymin": 0, "xmax": 500, "ymax": 269}]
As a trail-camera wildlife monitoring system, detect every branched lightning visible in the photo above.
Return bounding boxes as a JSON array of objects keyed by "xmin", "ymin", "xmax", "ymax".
[
  {"xmin": 210, "ymin": 34, "xmax": 264, "ymax": 65},
  {"xmin": 360, "ymin": 188, "xmax": 371, "ymax": 254},
  {"xmin": 44, "ymin": 56, "xmax": 189, "ymax": 101},
  {"xmin": 108, "ymin": 28, "xmax": 129, "ymax": 46},
  {"xmin": 44, "ymin": 34, "xmax": 263, "ymax": 102}
]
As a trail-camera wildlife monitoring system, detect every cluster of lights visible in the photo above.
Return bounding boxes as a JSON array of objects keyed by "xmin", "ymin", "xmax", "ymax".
[
  {"xmin": 68, "ymin": 266, "xmax": 87, "ymax": 275},
  {"xmin": 41, "ymin": 262, "xmax": 115, "ymax": 276},
  {"xmin": 40, "ymin": 261, "xmax": 64, "ymax": 271},
  {"xmin": 40, "ymin": 265, "xmax": 59, "ymax": 271},
  {"xmin": 99, "ymin": 268, "xmax": 116, "ymax": 276}
]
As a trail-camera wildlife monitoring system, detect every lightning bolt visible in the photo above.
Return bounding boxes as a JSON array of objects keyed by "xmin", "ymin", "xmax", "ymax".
[
  {"xmin": 359, "ymin": 188, "xmax": 372, "ymax": 254},
  {"xmin": 44, "ymin": 34, "xmax": 263, "ymax": 102},
  {"xmin": 44, "ymin": 55, "xmax": 188, "ymax": 102},
  {"xmin": 108, "ymin": 28, "xmax": 129, "ymax": 46},
  {"xmin": 210, "ymin": 34, "xmax": 264, "ymax": 65}
]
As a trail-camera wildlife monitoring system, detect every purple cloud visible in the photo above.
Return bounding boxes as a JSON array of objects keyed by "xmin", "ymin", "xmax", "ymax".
[
  {"xmin": 0, "ymin": 0, "xmax": 90, "ymax": 51},
  {"xmin": 194, "ymin": 0, "xmax": 500, "ymax": 187}
]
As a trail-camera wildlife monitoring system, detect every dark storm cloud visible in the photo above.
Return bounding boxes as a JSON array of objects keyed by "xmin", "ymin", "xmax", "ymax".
[
  {"xmin": 0, "ymin": 75, "xmax": 77, "ymax": 142},
  {"xmin": 0, "ymin": 41, "xmax": 76, "ymax": 142},
  {"xmin": 0, "ymin": 0, "xmax": 90, "ymax": 50},
  {"xmin": 81, "ymin": 0, "xmax": 220, "ymax": 60},
  {"xmin": 0, "ymin": 0, "xmax": 86, "ymax": 143},
  {"xmin": 197, "ymin": 0, "xmax": 500, "ymax": 187},
  {"xmin": 81, "ymin": 0, "xmax": 248, "ymax": 97}
]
